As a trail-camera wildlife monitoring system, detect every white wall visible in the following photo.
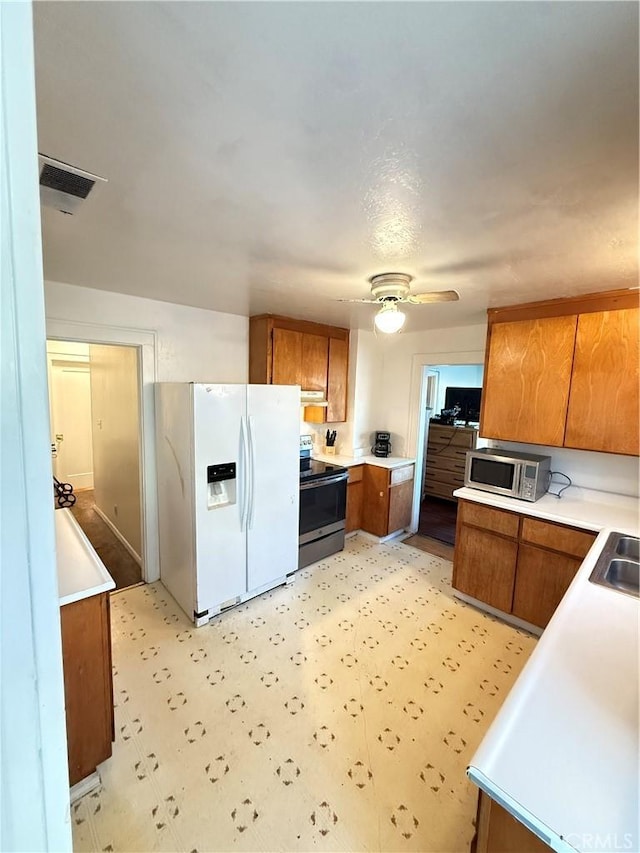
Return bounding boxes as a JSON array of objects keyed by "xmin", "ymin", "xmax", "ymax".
[
  {"xmin": 1, "ymin": 3, "xmax": 71, "ymax": 848},
  {"xmin": 376, "ymin": 323, "xmax": 488, "ymax": 457},
  {"xmin": 489, "ymin": 440, "xmax": 640, "ymax": 498},
  {"xmin": 300, "ymin": 329, "xmax": 383, "ymax": 457},
  {"xmin": 45, "ymin": 280, "xmax": 249, "ymax": 383},
  {"xmin": 45, "ymin": 280, "xmax": 250, "ymax": 582},
  {"xmin": 90, "ymin": 344, "xmax": 142, "ymax": 557},
  {"xmin": 434, "ymin": 363, "xmax": 484, "ymax": 413}
]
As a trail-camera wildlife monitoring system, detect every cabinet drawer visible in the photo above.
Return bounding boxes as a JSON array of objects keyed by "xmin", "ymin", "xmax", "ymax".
[
  {"xmin": 459, "ymin": 500, "xmax": 520, "ymax": 539},
  {"xmin": 428, "ymin": 426, "xmax": 476, "ymax": 448},
  {"xmin": 425, "ymin": 470, "xmax": 464, "ymax": 491},
  {"xmin": 424, "ymin": 480, "xmax": 457, "ymax": 501},
  {"xmin": 390, "ymin": 464, "xmax": 414, "ymax": 486},
  {"xmin": 348, "ymin": 465, "xmax": 364, "ymax": 484},
  {"xmin": 520, "ymin": 517, "xmax": 596, "ymax": 558},
  {"xmin": 425, "ymin": 454, "xmax": 467, "ymax": 474}
]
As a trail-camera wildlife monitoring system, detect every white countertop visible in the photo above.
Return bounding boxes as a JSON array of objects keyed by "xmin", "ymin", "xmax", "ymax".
[
  {"xmin": 313, "ymin": 453, "xmax": 416, "ymax": 470},
  {"xmin": 459, "ymin": 487, "xmax": 639, "ymax": 852},
  {"xmin": 55, "ymin": 508, "xmax": 115, "ymax": 606},
  {"xmin": 454, "ymin": 485, "xmax": 639, "ymax": 535}
]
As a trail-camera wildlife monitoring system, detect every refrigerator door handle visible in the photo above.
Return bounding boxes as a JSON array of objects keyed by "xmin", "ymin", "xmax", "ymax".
[
  {"xmin": 239, "ymin": 416, "xmax": 249, "ymax": 532},
  {"xmin": 247, "ymin": 414, "xmax": 256, "ymax": 529}
]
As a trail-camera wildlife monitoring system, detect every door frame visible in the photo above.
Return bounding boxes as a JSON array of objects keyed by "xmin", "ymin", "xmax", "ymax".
[
  {"xmin": 46, "ymin": 320, "xmax": 159, "ymax": 582},
  {"xmin": 406, "ymin": 350, "xmax": 485, "ymax": 532}
]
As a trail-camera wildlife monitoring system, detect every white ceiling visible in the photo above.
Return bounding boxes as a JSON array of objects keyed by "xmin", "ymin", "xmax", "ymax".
[{"xmin": 34, "ymin": 1, "xmax": 638, "ymax": 333}]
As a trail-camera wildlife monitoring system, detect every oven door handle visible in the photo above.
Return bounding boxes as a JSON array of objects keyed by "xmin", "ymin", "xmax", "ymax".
[{"xmin": 300, "ymin": 473, "xmax": 348, "ymax": 490}]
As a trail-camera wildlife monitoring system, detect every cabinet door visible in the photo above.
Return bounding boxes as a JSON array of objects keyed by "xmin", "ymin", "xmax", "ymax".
[
  {"xmin": 272, "ymin": 328, "xmax": 302, "ymax": 385},
  {"xmin": 60, "ymin": 593, "xmax": 114, "ymax": 786},
  {"xmin": 480, "ymin": 316, "xmax": 577, "ymax": 445},
  {"xmin": 326, "ymin": 337, "xmax": 348, "ymax": 423},
  {"xmin": 362, "ymin": 465, "xmax": 390, "ymax": 537},
  {"xmin": 452, "ymin": 524, "xmax": 518, "ymax": 612},
  {"xmin": 512, "ymin": 543, "xmax": 581, "ymax": 628},
  {"xmin": 388, "ymin": 480, "xmax": 414, "ymax": 534},
  {"xmin": 301, "ymin": 333, "xmax": 329, "ymax": 391},
  {"xmin": 346, "ymin": 482, "xmax": 363, "ymax": 533},
  {"xmin": 564, "ymin": 308, "xmax": 640, "ymax": 455},
  {"xmin": 520, "ymin": 517, "xmax": 596, "ymax": 559}
]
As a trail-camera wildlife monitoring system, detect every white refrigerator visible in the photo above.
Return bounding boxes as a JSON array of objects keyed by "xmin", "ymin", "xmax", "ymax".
[{"xmin": 155, "ymin": 383, "xmax": 300, "ymax": 625}]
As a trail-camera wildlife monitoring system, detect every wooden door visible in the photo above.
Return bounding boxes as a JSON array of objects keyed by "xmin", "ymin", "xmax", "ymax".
[
  {"xmin": 326, "ymin": 337, "xmax": 348, "ymax": 423},
  {"xmin": 480, "ymin": 316, "xmax": 577, "ymax": 445},
  {"xmin": 452, "ymin": 524, "xmax": 518, "ymax": 612},
  {"xmin": 362, "ymin": 465, "xmax": 390, "ymax": 537},
  {"xmin": 272, "ymin": 328, "xmax": 302, "ymax": 385},
  {"xmin": 301, "ymin": 333, "xmax": 329, "ymax": 391},
  {"xmin": 512, "ymin": 544, "xmax": 582, "ymax": 628},
  {"xmin": 564, "ymin": 308, "xmax": 640, "ymax": 455},
  {"xmin": 50, "ymin": 361, "xmax": 94, "ymax": 490}
]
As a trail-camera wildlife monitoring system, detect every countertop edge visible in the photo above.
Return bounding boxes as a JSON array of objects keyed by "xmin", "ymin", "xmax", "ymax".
[
  {"xmin": 313, "ymin": 453, "xmax": 416, "ymax": 470},
  {"xmin": 56, "ymin": 509, "xmax": 116, "ymax": 606}
]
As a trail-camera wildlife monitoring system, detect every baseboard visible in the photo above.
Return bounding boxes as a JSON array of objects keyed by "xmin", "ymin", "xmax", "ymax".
[
  {"xmin": 93, "ymin": 504, "xmax": 142, "ymax": 566},
  {"xmin": 70, "ymin": 770, "xmax": 101, "ymax": 804},
  {"xmin": 355, "ymin": 529, "xmax": 411, "ymax": 545},
  {"xmin": 453, "ymin": 590, "xmax": 542, "ymax": 637}
]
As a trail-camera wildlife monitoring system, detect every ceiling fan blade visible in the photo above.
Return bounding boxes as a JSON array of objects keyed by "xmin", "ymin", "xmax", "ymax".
[
  {"xmin": 406, "ymin": 290, "xmax": 460, "ymax": 304},
  {"xmin": 336, "ymin": 297, "xmax": 379, "ymax": 303}
]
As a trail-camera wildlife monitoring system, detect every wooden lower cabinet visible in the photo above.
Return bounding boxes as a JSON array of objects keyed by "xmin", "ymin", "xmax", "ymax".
[
  {"xmin": 453, "ymin": 500, "xmax": 596, "ymax": 630},
  {"xmin": 473, "ymin": 790, "xmax": 550, "ymax": 853},
  {"xmin": 453, "ymin": 524, "xmax": 518, "ymax": 613},
  {"xmin": 511, "ymin": 544, "xmax": 582, "ymax": 628},
  {"xmin": 345, "ymin": 465, "xmax": 364, "ymax": 533},
  {"xmin": 60, "ymin": 591, "xmax": 114, "ymax": 786},
  {"xmin": 361, "ymin": 463, "xmax": 415, "ymax": 537}
]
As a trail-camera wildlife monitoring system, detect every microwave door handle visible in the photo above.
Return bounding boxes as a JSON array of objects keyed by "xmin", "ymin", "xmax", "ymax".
[{"xmin": 514, "ymin": 462, "xmax": 524, "ymax": 495}]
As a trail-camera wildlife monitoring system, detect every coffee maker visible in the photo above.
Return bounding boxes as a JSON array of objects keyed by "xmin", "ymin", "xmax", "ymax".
[{"xmin": 372, "ymin": 431, "xmax": 392, "ymax": 458}]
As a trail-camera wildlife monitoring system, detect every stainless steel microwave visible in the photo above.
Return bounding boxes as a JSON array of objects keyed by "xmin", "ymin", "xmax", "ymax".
[{"xmin": 464, "ymin": 448, "xmax": 551, "ymax": 502}]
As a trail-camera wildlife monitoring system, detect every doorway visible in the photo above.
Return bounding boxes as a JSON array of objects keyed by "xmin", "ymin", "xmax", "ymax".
[
  {"xmin": 47, "ymin": 340, "xmax": 144, "ymax": 590},
  {"xmin": 417, "ymin": 363, "xmax": 484, "ymax": 547}
]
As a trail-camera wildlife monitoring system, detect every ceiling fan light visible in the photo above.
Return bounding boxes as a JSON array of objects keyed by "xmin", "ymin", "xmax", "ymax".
[{"xmin": 374, "ymin": 302, "xmax": 406, "ymax": 334}]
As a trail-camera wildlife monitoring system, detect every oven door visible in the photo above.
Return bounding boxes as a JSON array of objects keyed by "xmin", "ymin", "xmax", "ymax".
[
  {"xmin": 299, "ymin": 473, "xmax": 347, "ymax": 544},
  {"xmin": 465, "ymin": 454, "xmax": 522, "ymax": 498}
]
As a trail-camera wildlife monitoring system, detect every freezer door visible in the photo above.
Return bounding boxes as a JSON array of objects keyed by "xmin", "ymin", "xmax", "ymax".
[
  {"xmin": 246, "ymin": 385, "xmax": 300, "ymax": 590},
  {"xmin": 193, "ymin": 384, "xmax": 247, "ymax": 613}
]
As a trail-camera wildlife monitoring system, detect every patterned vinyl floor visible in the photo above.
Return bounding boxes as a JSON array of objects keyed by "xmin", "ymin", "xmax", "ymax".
[{"xmin": 72, "ymin": 534, "xmax": 536, "ymax": 853}]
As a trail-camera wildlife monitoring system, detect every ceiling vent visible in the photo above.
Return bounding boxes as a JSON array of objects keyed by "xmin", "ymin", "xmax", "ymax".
[{"xmin": 38, "ymin": 154, "xmax": 107, "ymax": 215}]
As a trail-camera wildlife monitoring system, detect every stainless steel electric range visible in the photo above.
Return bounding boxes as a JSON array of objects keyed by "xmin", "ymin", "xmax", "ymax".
[{"xmin": 298, "ymin": 435, "xmax": 348, "ymax": 569}]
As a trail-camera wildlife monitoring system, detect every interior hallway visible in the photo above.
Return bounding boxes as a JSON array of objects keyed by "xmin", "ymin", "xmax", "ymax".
[
  {"xmin": 71, "ymin": 489, "xmax": 142, "ymax": 589},
  {"xmin": 71, "ymin": 535, "xmax": 535, "ymax": 852}
]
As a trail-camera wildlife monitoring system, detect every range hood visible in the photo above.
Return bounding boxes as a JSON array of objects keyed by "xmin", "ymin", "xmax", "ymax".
[{"xmin": 300, "ymin": 390, "xmax": 328, "ymax": 407}]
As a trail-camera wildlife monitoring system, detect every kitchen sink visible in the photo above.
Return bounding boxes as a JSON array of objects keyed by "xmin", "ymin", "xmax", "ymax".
[
  {"xmin": 615, "ymin": 536, "xmax": 640, "ymax": 561},
  {"xmin": 590, "ymin": 532, "xmax": 640, "ymax": 599}
]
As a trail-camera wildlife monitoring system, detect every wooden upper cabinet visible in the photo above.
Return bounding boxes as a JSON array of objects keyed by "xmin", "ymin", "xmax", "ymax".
[
  {"xmin": 326, "ymin": 337, "xmax": 348, "ymax": 423},
  {"xmin": 301, "ymin": 333, "xmax": 329, "ymax": 392},
  {"xmin": 272, "ymin": 328, "xmax": 302, "ymax": 385},
  {"xmin": 564, "ymin": 308, "xmax": 640, "ymax": 455},
  {"xmin": 480, "ymin": 315, "xmax": 577, "ymax": 446},
  {"xmin": 249, "ymin": 315, "xmax": 350, "ymax": 423}
]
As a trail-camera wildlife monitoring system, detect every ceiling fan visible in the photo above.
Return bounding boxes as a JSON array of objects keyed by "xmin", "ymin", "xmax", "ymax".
[{"xmin": 338, "ymin": 273, "xmax": 459, "ymax": 333}]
